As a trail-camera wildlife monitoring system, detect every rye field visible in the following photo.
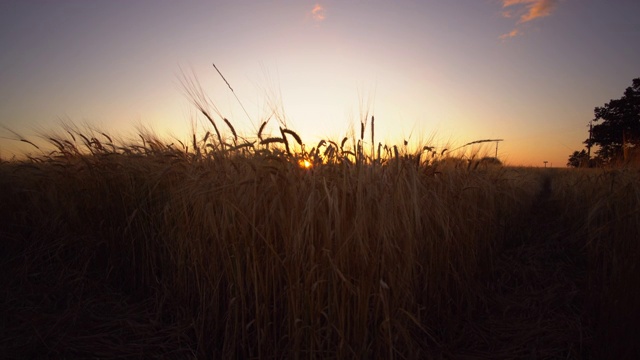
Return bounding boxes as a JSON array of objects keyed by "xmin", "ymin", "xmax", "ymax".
[{"xmin": 1, "ymin": 123, "xmax": 639, "ymax": 359}]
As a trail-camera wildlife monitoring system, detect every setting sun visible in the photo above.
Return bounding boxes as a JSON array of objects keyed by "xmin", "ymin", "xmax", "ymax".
[{"xmin": 299, "ymin": 159, "xmax": 313, "ymax": 169}]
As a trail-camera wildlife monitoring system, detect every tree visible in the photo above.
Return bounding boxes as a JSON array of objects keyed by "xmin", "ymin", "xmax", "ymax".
[
  {"xmin": 479, "ymin": 156, "xmax": 502, "ymax": 166},
  {"xmin": 567, "ymin": 150, "xmax": 589, "ymax": 168},
  {"xmin": 586, "ymin": 78, "xmax": 640, "ymax": 164}
]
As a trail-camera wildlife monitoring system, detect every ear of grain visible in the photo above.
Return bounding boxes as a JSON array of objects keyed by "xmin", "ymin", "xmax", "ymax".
[
  {"xmin": 49, "ymin": 137, "xmax": 65, "ymax": 151},
  {"xmin": 282, "ymin": 128, "xmax": 302, "ymax": 146},
  {"xmin": 200, "ymin": 109, "xmax": 223, "ymax": 146},
  {"xmin": 371, "ymin": 115, "xmax": 375, "ymax": 158},
  {"xmin": 20, "ymin": 138, "xmax": 40, "ymax": 150},
  {"xmin": 324, "ymin": 144, "xmax": 335, "ymax": 158},
  {"xmin": 258, "ymin": 121, "xmax": 267, "ymax": 140},
  {"xmin": 260, "ymin": 137, "xmax": 285, "ymax": 145},
  {"xmin": 78, "ymin": 133, "xmax": 91, "ymax": 147},
  {"xmin": 340, "ymin": 137, "xmax": 348, "ymax": 150},
  {"xmin": 101, "ymin": 132, "xmax": 113, "ymax": 143},
  {"xmin": 223, "ymin": 118, "xmax": 238, "ymax": 141},
  {"xmin": 227, "ymin": 142, "xmax": 255, "ymax": 152}
]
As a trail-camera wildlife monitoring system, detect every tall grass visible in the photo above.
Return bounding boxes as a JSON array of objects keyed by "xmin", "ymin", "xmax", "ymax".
[{"xmin": 1, "ymin": 119, "xmax": 638, "ymax": 358}]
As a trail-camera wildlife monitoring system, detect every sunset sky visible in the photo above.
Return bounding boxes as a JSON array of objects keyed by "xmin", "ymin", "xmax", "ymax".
[{"xmin": 1, "ymin": 0, "xmax": 639, "ymax": 166}]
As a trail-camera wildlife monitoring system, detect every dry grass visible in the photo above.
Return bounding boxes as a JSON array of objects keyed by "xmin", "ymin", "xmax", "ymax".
[{"xmin": 1, "ymin": 124, "xmax": 638, "ymax": 359}]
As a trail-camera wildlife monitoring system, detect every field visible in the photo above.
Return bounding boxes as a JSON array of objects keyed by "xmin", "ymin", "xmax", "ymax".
[{"xmin": 1, "ymin": 125, "xmax": 639, "ymax": 359}]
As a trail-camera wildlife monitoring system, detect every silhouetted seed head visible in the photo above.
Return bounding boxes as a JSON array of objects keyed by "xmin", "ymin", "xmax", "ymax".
[
  {"xmin": 223, "ymin": 118, "xmax": 237, "ymax": 141},
  {"xmin": 282, "ymin": 128, "xmax": 302, "ymax": 146},
  {"xmin": 340, "ymin": 137, "xmax": 348, "ymax": 150},
  {"xmin": 260, "ymin": 137, "xmax": 285, "ymax": 145},
  {"xmin": 257, "ymin": 121, "xmax": 267, "ymax": 141}
]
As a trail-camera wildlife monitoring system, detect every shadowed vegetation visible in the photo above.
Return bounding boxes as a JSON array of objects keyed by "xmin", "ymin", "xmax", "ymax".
[{"xmin": 1, "ymin": 117, "xmax": 639, "ymax": 358}]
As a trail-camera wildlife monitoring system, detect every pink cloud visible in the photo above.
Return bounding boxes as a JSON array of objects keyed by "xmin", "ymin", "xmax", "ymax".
[
  {"xmin": 499, "ymin": 28, "xmax": 521, "ymax": 40},
  {"xmin": 515, "ymin": 0, "xmax": 558, "ymax": 23},
  {"xmin": 311, "ymin": 3, "xmax": 326, "ymax": 22},
  {"xmin": 501, "ymin": 10, "xmax": 514, "ymax": 19},
  {"xmin": 500, "ymin": 0, "xmax": 560, "ymax": 39},
  {"xmin": 503, "ymin": 0, "xmax": 531, "ymax": 7}
]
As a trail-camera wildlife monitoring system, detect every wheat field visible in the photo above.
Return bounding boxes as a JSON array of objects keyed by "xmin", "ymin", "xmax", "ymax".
[{"xmin": 1, "ymin": 123, "xmax": 639, "ymax": 359}]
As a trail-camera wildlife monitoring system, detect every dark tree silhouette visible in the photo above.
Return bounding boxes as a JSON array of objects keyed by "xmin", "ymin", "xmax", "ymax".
[
  {"xmin": 567, "ymin": 150, "xmax": 590, "ymax": 168},
  {"xmin": 585, "ymin": 78, "xmax": 640, "ymax": 164},
  {"xmin": 479, "ymin": 156, "xmax": 502, "ymax": 166}
]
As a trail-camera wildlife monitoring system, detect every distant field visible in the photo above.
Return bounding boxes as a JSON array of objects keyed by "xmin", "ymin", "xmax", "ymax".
[{"xmin": 1, "ymin": 129, "xmax": 638, "ymax": 359}]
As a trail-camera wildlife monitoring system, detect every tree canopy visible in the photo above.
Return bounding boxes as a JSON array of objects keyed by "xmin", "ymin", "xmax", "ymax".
[
  {"xmin": 586, "ymin": 78, "xmax": 640, "ymax": 164},
  {"xmin": 567, "ymin": 150, "xmax": 589, "ymax": 168}
]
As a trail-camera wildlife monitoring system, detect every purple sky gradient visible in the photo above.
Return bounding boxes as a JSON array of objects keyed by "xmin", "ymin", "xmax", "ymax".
[{"xmin": 1, "ymin": 0, "xmax": 639, "ymax": 166}]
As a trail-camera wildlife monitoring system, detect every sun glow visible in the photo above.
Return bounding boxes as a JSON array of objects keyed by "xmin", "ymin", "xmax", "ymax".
[{"xmin": 299, "ymin": 159, "xmax": 313, "ymax": 169}]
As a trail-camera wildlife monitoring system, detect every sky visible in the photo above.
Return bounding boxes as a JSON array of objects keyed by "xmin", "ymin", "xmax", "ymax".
[{"xmin": 1, "ymin": 0, "xmax": 639, "ymax": 166}]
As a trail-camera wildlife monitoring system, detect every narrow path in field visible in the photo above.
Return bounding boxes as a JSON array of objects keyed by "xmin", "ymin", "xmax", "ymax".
[{"xmin": 453, "ymin": 174, "xmax": 591, "ymax": 359}]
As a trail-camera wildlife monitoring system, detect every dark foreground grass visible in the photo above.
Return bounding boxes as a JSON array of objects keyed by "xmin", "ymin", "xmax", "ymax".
[{"xmin": 1, "ymin": 130, "xmax": 639, "ymax": 359}]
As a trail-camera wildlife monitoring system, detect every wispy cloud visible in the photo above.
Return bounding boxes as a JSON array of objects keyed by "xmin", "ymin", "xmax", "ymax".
[
  {"xmin": 500, "ymin": 0, "xmax": 560, "ymax": 39},
  {"xmin": 311, "ymin": 3, "xmax": 326, "ymax": 22},
  {"xmin": 499, "ymin": 28, "xmax": 521, "ymax": 40},
  {"xmin": 517, "ymin": 0, "xmax": 558, "ymax": 23}
]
